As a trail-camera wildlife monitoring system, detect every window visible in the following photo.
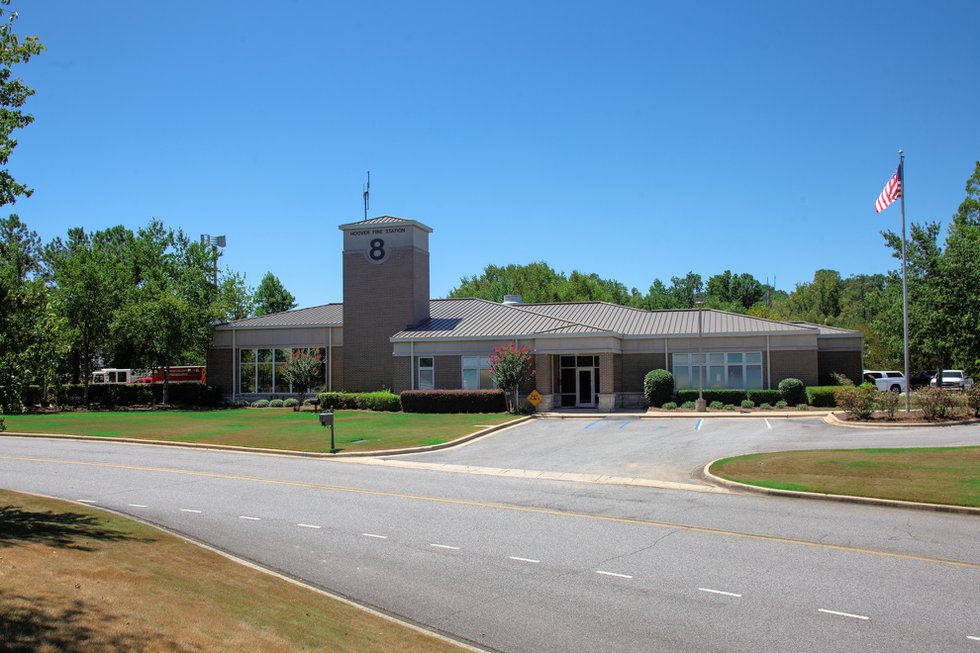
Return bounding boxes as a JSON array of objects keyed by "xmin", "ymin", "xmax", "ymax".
[
  {"xmin": 462, "ymin": 356, "xmax": 494, "ymax": 389},
  {"xmin": 672, "ymin": 352, "xmax": 764, "ymax": 390},
  {"xmin": 238, "ymin": 347, "xmax": 327, "ymax": 394},
  {"xmin": 418, "ymin": 357, "xmax": 434, "ymax": 390}
]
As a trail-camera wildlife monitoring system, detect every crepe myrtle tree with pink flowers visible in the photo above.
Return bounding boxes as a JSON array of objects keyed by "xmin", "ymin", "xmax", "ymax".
[{"xmin": 489, "ymin": 344, "xmax": 535, "ymax": 413}]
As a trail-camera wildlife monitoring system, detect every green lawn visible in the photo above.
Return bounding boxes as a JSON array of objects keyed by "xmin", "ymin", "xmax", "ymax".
[
  {"xmin": 710, "ymin": 446, "xmax": 980, "ymax": 508},
  {"xmin": 1, "ymin": 409, "xmax": 519, "ymax": 453}
]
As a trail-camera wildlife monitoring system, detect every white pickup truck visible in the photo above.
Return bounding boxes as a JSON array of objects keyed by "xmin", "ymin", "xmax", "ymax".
[{"xmin": 862, "ymin": 370, "xmax": 906, "ymax": 393}]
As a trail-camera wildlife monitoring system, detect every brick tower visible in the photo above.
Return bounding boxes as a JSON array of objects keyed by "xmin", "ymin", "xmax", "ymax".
[{"xmin": 339, "ymin": 216, "xmax": 431, "ymax": 391}]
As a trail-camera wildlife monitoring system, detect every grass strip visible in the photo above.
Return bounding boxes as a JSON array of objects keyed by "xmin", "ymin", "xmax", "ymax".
[
  {"xmin": 710, "ymin": 446, "xmax": 980, "ymax": 508},
  {"xmin": 2, "ymin": 409, "xmax": 518, "ymax": 453},
  {"xmin": 0, "ymin": 490, "xmax": 465, "ymax": 653}
]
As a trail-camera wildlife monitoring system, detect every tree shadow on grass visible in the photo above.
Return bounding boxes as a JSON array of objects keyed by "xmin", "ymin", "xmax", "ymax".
[
  {"xmin": 0, "ymin": 506, "xmax": 147, "ymax": 550},
  {"xmin": 0, "ymin": 592, "xmax": 191, "ymax": 653}
]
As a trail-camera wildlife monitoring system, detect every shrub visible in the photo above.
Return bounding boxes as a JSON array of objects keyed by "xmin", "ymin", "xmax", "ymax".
[
  {"xmin": 661, "ymin": 402, "xmax": 677, "ymax": 410},
  {"xmin": 740, "ymin": 400, "xmax": 754, "ymax": 409},
  {"xmin": 317, "ymin": 391, "xmax": 401, "ymax": 412},
  {"xmin": 876, "ymin": 390, "xmax": 900, "ymax": 419},
  {"xmin": 234, "ymin": 399, "xmax": 250, "ymax": 408},
  {"xmin": 709, "ymin": 400, "xmax": 724, "ymax": 409},
  {"xmin": 723, "ymin": 404, "xmax": 736, "ymax": 411},
  {"xmin": 747, "ymin": 389, "xmax": 781, "ymax": 405},
  {"xmin": 805, "ymin": 386, "xmax": 840, "ymax": 408},
  {"xmin": 252, "ymin": 399, "xmax": 270, "ymax": 408},
  {"xmin": 680, "ymin": 401, "xmax": 696, "ymax": 410},
  {"xmin": 829, "ymin": 372, "xmax": 854, "ymax": 386},
  {"xmin": 914, "ymin": 388, "xmax": 961, "ymax": 421},
  {"xmin": 303, "ymin": 398, "xmax": 316, "ymax": 406},
  {"xmin": 643, "ymin": 369, "xmax": 674, "ymax": 407},
  {"xmin": 967, "ymin": 387, "xmax": 980, "ymax": 418},
  {"xmin": 52, "ymin": 383, "xmax": 221, "ymax": 407},
  {"xmin": 796, "ymin": 403, "xmax": 809, "ymax": 411},
  {"xmin": 269, "ymin": 399, "xmax": 285, "ymax": 408},
  {"xmin": 759, "ymin": 402, "xmax": 771, "ymax": 410},
  {"xmin": 775, "ymin": 400, "xmax": 788, "ymax": 409},
  {"xmin": 489, "ymin": 345, "xmax": 535, "ymax": 413},
  {"xmin": 833, "ymin": 385, "xmax": 877, "ymax": 420},
  {"xmin": 399, "ymin": 389, "xmax": 506, "ymax": 413},
  {"xmin": 283, "ymin": 398, "xmax": 299, "ymax": 408},
  {"xmin": 777, "ymin": 378, "xmax": 806, "ymax": 406},
  {"xmin": 676, "ymin": 389, "xmax": 747, "ymax": 405}
]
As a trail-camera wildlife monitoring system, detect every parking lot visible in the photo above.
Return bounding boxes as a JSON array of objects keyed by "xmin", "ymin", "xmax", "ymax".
[{"xmin": 398, "ymin": 416, "xmax": 980, "ymax": 485}]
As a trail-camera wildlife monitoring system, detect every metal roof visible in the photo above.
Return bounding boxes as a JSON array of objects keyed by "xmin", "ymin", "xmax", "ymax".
[
  {"xmin": 789, "ymin": 321, "xmax": 863, "ymax": 336},
  {"xmin": 215, "ymin": 303, "xmax": 343, "ymax": 330},
  {"xmin": 337, "ymin": 215, "xmax": 433, "ymax": 232},
  {"xmin": 516, "ymin": 302, "xmax": 816, "ymax": 337}
]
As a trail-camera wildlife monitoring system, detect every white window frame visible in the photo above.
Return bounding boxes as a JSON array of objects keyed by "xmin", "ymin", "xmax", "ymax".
[
  {"xmin": 418, "ymin": 357, "xmax": 435, "ymax": 390},
  {"xmin": 461, "ymin": 355, "xmax": 495, "ymax": 390},
  {"xmin": 672, "ymin": 352, "xmax": 764, "ymax": 390}
]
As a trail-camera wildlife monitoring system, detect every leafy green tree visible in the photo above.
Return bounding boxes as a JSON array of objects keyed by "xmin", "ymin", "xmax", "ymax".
[
  {"xmin": 489, "ymin": 344, "xmax": 534, "ymax": 413},
  {"xmin": 277, "ymin": 348, "xmax": 323, "ymax": 407},
  {"xmin": 450, "ymin": 262, "xmax": 566, "ymax": 303},
  {"xmin": 215, "ymin": 269, "xmax": 255, "ymax": 321},
  {"xmin": 0, "ymin": 1, "xmax": 43, "ymax": 206},
  {"xmin": 706, "ymin": 270, "xmax": 765, "ymax": 310},
  {"xmin": 254, "ymin": 272, "xmax": 296, "ymax": 315},
  {"xmin": 667, "ymin": 272, "xmax": 703, "ymax": 308}
]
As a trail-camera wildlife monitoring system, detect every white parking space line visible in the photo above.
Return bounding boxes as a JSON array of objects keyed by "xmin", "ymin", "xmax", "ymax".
[
  {"xmin": 430, "ymin": 543, "xmax": 460, "ymax": 550},
  {"xmin": 595, "ymin": 570, "xmax": 633, "ymax": 579},
  {"xmin": 698, "ymin": 588, "xmax": 742, "ymax": 598},
  {"xmin": 818, "ymin": 609, "xmax": 869, "ymax": 621},
  {"xmin": 509, "ymin": 556, "xmax": 540, "ymax": 563},
  {"xmin": 180, "ymin": 508, "xmax": 202, "ymax": 513},
  {"xmin": 363, "ymin": 533, "xmax": 388, "ymax": 539},
  {"xmin": 297, "ymin": 523, "xmax": 321, "ymax": 529},
  {"xmin": 764, "ymin": 418, "xmax": 772, "ymax": 429},
  {"xmin": 76, "ymin": 499, "xmax": 96, "ymax": 503},
  {"xmin": 128, "ymin": 503, "xmax": 148, "ymax": 508},
  {"xmin": 238, "ymin": 515, "xmax": 261, "ymax": 521},
  {"xmin": 967, "ymin": 635, "xmax": 980, "ymax": 641}
]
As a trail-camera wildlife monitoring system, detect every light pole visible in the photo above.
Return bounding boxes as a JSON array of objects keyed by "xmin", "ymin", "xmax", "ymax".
[
  {"xmin": 200, "ymin": 234, "xmax": 227, "ymax": 288},
  {"xmin": 694, "ymin": 295, "xmax": 706, "ymax": 412}
]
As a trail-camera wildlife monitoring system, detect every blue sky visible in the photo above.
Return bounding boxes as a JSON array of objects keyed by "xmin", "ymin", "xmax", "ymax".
[{"xmin": 13, "ymin": 1, "xmax": 980, "ymax": 308}]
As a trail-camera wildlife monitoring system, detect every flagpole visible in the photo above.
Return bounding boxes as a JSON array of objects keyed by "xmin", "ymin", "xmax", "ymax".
[{"xmin": 899, "ymin": 149, "xmax": 910, "ymax": 413}]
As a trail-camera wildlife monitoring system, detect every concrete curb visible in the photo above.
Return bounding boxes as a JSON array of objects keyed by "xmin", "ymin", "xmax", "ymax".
[
  {"xmin": 701, "ymin": 460, "xmax": 980, "ymax": 516},
  {"xmin": 537, "ymin": 411, "xmax": 832, "ymax": 419},
  {"xmin": 822, "ymin": 411, "xmax": 980, "ymax": 429},
  {"xmin": 0, "ymin": 415, "xmax": 533, "ymax": 460}
]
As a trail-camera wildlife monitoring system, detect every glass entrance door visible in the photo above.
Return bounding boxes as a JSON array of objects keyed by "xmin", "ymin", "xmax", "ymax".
[{"xmin": 577, "ymin": 368, "xmax": 594, "ymax": 407}]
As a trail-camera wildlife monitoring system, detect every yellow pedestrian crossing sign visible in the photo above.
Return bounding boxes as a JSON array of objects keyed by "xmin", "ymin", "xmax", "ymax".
[{"xmin": 527, "ymin": 390, "xmax": 542, "ymax": 407}]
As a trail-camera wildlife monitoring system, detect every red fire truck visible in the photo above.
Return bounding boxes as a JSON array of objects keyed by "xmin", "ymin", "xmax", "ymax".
[{"xmin": 133, "ymin": 366, "xmax": 207, "ymax": 384}]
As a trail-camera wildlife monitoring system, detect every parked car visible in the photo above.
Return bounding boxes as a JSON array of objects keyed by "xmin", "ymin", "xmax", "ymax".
[
  {"xmin": 909, "ymin": 370, "xmax": 937, "ymax": 388},
  {"xmin": 929, "ymin": 370, "xmax": 975, "ymax": 390},
  {"xmin": 862, "ymin": 370, "xmax": 906, "ymax": 393}
]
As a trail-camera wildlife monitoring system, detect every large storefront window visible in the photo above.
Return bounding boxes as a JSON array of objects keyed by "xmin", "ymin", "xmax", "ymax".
[
  {"xmin": 239, "ymin": 348, "xmax": 326, "ymax": 394},
  {"xmin": 672, "ymin": 352, "xmax": 763, "ymax": 390},
  {"xmin": 461, "ymin": 356, "xmax": 494, "ymax": 389}
]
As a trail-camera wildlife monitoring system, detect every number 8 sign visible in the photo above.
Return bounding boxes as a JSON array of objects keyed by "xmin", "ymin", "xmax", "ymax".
[{"xmin": 366, "ymin": 238, "xmax": 389, "ymax": 264}]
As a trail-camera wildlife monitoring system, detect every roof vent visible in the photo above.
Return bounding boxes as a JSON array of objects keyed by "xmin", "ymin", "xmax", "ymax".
[{"xmin": 502, "ymin": 294, "xmax": 523, "ymax": 305}]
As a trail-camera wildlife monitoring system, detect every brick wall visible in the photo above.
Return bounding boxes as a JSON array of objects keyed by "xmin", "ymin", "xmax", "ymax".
[
  {"xmin": 621, "ymin": 353, "xmax": 667, "ymax": 393},
  {"xmin": 392, "ymin": 357, "xmax": 411, "ymax": 393},
  {"xmin": 330, "ymin": 346, "xmax": 344, "ymax": 391},
  {"xmin": 206, "ymin": 348, "xmax": 233, "ymax": 397},
  {"xmin": 342, "ymin": 248, "xmax": 429, "ymax": 391},
  {"xmin": 817, "ymin": 350, "xmax": 862, "ymax": 385},
  {"xmin": 435, "ymin": 355, "xmax": 462, "ymax": 389},
  {"xmin": 534, "ymin": 354, "xmax": 553, "ymax": 394},
  {"xmin": 598, "ymin": 353, "xmax": 615, "ymax": 394},
  {"xmin": 769, "ymin": 350, "xmax": 819, "ymax": 387}
]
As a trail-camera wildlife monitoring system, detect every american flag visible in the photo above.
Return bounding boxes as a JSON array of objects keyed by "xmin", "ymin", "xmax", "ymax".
[{"xmin": 875, "ymin": 165, "xmax": 902, "ymax": 213}]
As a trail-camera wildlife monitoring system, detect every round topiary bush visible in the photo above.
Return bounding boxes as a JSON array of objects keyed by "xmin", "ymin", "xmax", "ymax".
[
  {"xmin": 740, "ymin": 399, "xmax": 755, "ymax": 409},
  {"xmin": 252, "ymin": 399, "xmax": 270, "ymax": 408},
  {"xmin": 709, "ymin": 400, "xmax": 724, "ymax": 410},
  {"xmin": 680, "ymin": 400, "xmax": 696, "ymax": 410},
  {"xmin": 643, "ymin": 369, "xmax": 674, "ymax": 407},
  {"xmin": 775, "ymin": 400, "xmax": 788, "ymax": 409},
  {"xmin": 778, "ymin": 378, "xmax": 806, "ymax": 406},
  {"xmin": 269, "ymin": 399, "xmax": 285, "ymax": 408},
  {"xmin": 662, "ymin": 402, "xmax": 677, "ymax": 410},
  {"xmin": 723, "ymin": 404, "xmax": 736, "ymax": 411},
  {"xmin": 283, "ymin": 398, "xmax": 299, "ymax": 408},
  {"xmin": 759, "ymin": 402, "xmax": 771, "ymax": 410}
]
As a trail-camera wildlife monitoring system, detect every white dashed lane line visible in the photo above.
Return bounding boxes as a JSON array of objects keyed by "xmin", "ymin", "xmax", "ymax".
[
  {"xmin": 430, "ymin": 543, "xmax": 460, "ymax": 550},
  {"xmin": 238, "ymin": 515, "xmax": 261, "ymax": 521},
  {"xmin": 180, "ymin": 508, "xmax": 202, "ymax": 513},
  {"xmin": 509, "ymin": 556, "xmax": 540, "ymax": 563},
  {"xmin": 127, "ymin": 503, "xmax": 148, "ymax": 508},
  {"xmin": 362, "ymin": 533, "xmax": 388, "ymax": 539},
  {"xmin": 698, "ymin": 588, "xmax": 742, "ymax": 598},
  {"xmin": 818, "ymin": 609, "xmax": 869, "ymax": 621},
  {"xmin": 297, "ymin": 523, "xmax": 322, "ymax": 529},
  {"xmin": 595, "ymin": 570, "xmax": 633, "ymax": 579}
]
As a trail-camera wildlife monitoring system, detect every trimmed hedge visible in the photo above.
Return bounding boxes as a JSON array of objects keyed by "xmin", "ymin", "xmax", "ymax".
[
  {"xmin": 399, "ymin": 389, "xmax": 506, "ymax": 414},
  {"xmin": 643, "ymin": 369, "xmax": 674, "ymax": 407},
  {"xmin": 778, "ymin": 378, "xmax": 806, "ymax": 406},
  {"xmin": 53, "ymin": 383, "xmax": 221, "ymax": 407},
  {"xmin": 676, "ymin": 389, "xmax": 747, "ymax": 405},
  {"xmin": 747, "ymin": 389, "xmax": 781, "ymax": 405},
  {"xmin": 805, "ymin": 386, "xmax": 841, "ymax": 407},
  {"xmin": 317, "ymin": 391, "xmax": 401, "ymax": 412}
]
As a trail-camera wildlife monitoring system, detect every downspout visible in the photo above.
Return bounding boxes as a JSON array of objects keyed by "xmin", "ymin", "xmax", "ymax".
[
  {"xmin": 231, "ymin": 329, "xmax": 237, "ymax": 403},
  {"xmin": 328, "ymin": 327, "xmax": 333, "ymax": 391},
  {"xmin": 410, "ymin": 340, "xmax": 416, "ymax": 390}
]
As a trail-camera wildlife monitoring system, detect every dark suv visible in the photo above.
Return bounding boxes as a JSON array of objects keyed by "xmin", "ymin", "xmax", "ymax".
[{"xmin": 909, "ymin": 370, "xmax": 936, "ymax": 388}]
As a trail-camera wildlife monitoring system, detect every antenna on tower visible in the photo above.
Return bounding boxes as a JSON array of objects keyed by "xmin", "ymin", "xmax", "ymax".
[{"xmin": 362, "ymin": 171, "xmax": 371, "ymax": 221}]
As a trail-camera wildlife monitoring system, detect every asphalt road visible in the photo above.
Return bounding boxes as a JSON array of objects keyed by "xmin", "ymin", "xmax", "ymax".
[
  {"xmin": 2, "ymin": 425, "xmax": 979, "ymax": 652},
  {"xmin": 403, "ymin": 416, "xmax": 980, "ymax": 484}
]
